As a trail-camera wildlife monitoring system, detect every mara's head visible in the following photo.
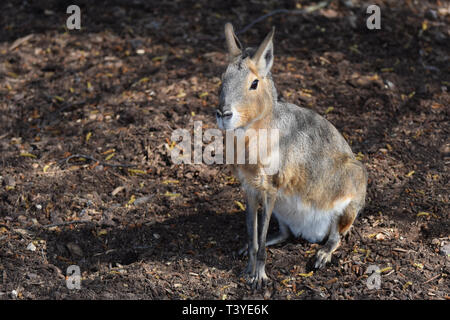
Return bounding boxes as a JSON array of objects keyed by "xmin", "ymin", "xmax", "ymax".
[{"xmin": 216, "ymin": 23, "xmax": 277, "ymax": 130}]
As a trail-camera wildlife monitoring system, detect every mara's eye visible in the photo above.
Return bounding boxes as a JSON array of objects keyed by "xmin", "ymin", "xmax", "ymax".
[{"xmin": 250, "ymin": 79, "xmax": 259, "ymax": 90}]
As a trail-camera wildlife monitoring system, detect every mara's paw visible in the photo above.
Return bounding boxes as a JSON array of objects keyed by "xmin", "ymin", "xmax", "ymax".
[
  {"xmin": 241, "ymin": 264, "xmax": 270, "ymax": 290},
  {"xmin": 248, "ymin": 264, "xmax": 270, "ymax": 290},
  {"xmin": 251, "ymin": 268, "xmax": 269, "ymax": 290},
  {"xmin": 314, "ymin": 249, "xmax": 332, "ymax": 269}
]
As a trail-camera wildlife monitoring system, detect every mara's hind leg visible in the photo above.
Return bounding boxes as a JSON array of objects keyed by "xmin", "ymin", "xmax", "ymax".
[
  {"xmin": 314, "ymin": 221, "xmax": 340, "ymax": 269},
  {"xmin": 338, "ymin": 202, "xmax": 358, "ymax": 238},
  {"xmin": 315, "ymin": 204, "xmax": 358, "ymax": 269},
  {"xmin": 239, "ymin": 214, "xmax": 291, "ymax": 255}
]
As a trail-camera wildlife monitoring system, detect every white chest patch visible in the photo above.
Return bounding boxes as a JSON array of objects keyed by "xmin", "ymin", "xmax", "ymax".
[{"xmin": 273, "ymin": 192, "xmax": 352, "ymax": 243}]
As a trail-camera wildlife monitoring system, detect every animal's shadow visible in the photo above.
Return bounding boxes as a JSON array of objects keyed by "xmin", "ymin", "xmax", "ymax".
[
  {"xmin": 37, "ymin": 207, "xmax": 323, "ymax": 277},
  {"xmin": 37, "ymin": 209, "xmax": 241, "ymax": 274}
]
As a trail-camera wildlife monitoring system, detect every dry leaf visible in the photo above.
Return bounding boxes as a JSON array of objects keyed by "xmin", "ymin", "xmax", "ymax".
[
  {"xmin": 162, "ymin": 180, "xmax": 179, "ymax": 185},
  {"xmin": 324, "ymin": 106, "xmax": 334, "ymax": 114},
  {"xmin": 105, "ymin": 153, "xmax": 115, "ymax": 161},
  {"xmin": 298, "ymin": 271, "xmax": 314, "ymax": 277},
  {"xmin": 378, "ymin": 267, "xmax": 392, "ymax": 273},
  {"xmin": 234, "ymin": 201, "xmax": 246, "ymax": 211},
  {"xmin": 127, "ymin": 195, "xmax": 136, "ymax": 205},
  {"xmin": 422, "ymin": 20, "xmax": 428, "ymax": 31},
  {"xmin": 163, "ymin": 191, "xmax": 180, "ymax": 198},
  {"xmin": 97, "ymin": 229, "xmax": 108, "ymax": 236},
  {"xmin": 127, "ymin": 169, "xmax": 147, "ymax": 175},
  {"xmin": 355, "ymin": 152, "xmax": 364, "ymax": 161},
  {"xmin": 102, "ymin": 148, "xmax": 115, "ymax": 155},
  {"xmin": 403, "ymin": 281, "xmax": 413, "ymax": 290},
  {"xmin": 406, "ymin": 170, "xmax": 415, "ymax": 177},
  {"xmin": 20, "ymin": 152, "xmax": 37, "ymax": 158}
]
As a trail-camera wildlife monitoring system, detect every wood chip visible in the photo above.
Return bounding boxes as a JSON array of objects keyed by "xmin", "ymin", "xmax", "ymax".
[
  {"xmin": 9, "ymin": 34, "xmax": 34, "ymax": 51},
  {"xmin": 111, "ymin": 186, "xmax": 126, "ymax": 196}
]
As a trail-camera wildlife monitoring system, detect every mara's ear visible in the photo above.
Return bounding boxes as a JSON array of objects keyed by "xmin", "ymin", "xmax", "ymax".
[
  {"xmin": 252, "ymin": 27, "xmax": 275, "ymax": 78},
  {"xmin": 224, "ymin": 22, "xmax": 242, "ymax": 59}
]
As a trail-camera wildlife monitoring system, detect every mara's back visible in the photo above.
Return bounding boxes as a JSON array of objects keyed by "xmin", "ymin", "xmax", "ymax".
[{"xmin": 272, "ymin": 101, "xmax": 354, "ymax": 170}]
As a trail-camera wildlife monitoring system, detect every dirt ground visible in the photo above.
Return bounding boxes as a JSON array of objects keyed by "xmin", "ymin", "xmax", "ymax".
[{"xmin": 0, "ymin": 0, "xmax": 449, "ymax": 300}]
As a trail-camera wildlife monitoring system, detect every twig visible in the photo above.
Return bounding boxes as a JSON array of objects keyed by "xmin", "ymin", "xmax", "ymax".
[
  {"xmin": 303, "ymin": 284, "xmax": 322, "ymax": 294},
  {"xmin": 392, "ymin": 247, "xmax": 409, "ymax": 253},
  {"xmin": 41, "ymin": 220, "xmax": 95, "ymax": 229},
  {"xmin": 58, "ymin": 153, "xmax": 137, "ymax": 168},
  {"xmin": 423, "ymin": 273, "xmax": 441, "ymax": 284},
  {"xmin": 0, "ymin": 132, "xmax": 11, "ymax": 140},
  {"xmin": 93, "ymin": 249, "xmax": 117, "ymax": 257},
  {"xmin": 9, "ymin": 34, "xmax": 34, "ymax": 51},
  {"xmin": 236, "ymin": 0, "xmax": 333, "ymax": 35}
]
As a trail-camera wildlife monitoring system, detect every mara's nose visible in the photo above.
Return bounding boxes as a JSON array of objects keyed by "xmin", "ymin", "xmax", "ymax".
[{"xmin": 216, "ymin": 109, "xmax": 233, "ymax": 119}]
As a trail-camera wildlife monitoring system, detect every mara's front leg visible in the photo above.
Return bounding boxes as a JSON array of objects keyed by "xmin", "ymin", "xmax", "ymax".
[
  {"xmin": 252, "ymin": 192, "xmax": 276, "ymax": 289},
  {"xmin": 243, "ymin": 194, "xmax": 258, "ymax": 279}
]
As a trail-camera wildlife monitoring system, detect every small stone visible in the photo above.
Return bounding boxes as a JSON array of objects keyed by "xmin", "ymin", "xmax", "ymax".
[
  {"xmin": 376, "ymin": 233, "xmax": 386, "ymax": 240},
  {"xmin": 36, "ymin": 204, "xmax": 42, "ymax": 210},
  {"xmin": 384, "ymin": 80, "xmax": 395, "ymax": 90},
  {"xmin": 11, "ymin": 290, "xmax": 18, "ymax": 299},
  {"xmin": 136, "ymin": 49, "xmax": 145, "ymax": 55},
  {"xmin": 439, "ymin": 243, "xmax": 450, "ymax": 257},
  {"xmin": 27, "ymin": 242, "xmax": 36, "ymax": 251}
]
